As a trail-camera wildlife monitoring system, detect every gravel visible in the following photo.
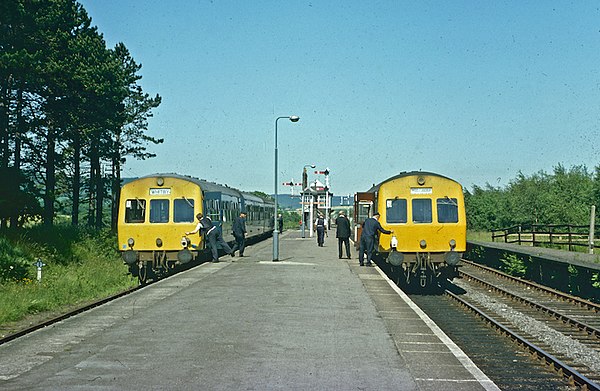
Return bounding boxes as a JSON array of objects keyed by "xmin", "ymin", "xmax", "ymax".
[{"xmin": 454, "ymin": 279, "xmax": 600, "ymax": 374}]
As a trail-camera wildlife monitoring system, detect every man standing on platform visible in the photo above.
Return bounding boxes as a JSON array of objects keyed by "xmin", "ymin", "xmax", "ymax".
[
  {"xmin": 314, "ymin": 213, "xmax": 328, "ymax": 247},
  {"xmin": 335, "ymin": 211, "xmax": 352, "ymax": 259},
  {"xmin": 231, "ymin": 211, "xmax": 247, "ymax": 257},
  {"xmin": 358, "ymin": 212, "xmax": 392, "ymax": 266}
]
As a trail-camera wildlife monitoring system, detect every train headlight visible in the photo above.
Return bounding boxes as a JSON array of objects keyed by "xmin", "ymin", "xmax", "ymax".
[
  {"xmin": 444, "ymin": 251, "xmax": 461, "ymax": 266},
  {"xmin": 390, "ymin": 235, "xmax": 398, "ymax": 249},
  {"xmin": 127, "ymin": 238, "xmax": 135, "ymax": 248},
  {"xmin": 449, "ymin": 239, "xmax": 456, "ymax": 250},
  {"xmin": 419, "ymin": 239, "xmax": 427, "ymax": 249},
  {"xmin": 156, "ymin": 238, "xmax": 163, "ymax": 247}
]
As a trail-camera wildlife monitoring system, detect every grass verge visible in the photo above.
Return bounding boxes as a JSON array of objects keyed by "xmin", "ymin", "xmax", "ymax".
[{"xmin": 0, "ymin": 226, "xmax": 137, "ymax": 337}]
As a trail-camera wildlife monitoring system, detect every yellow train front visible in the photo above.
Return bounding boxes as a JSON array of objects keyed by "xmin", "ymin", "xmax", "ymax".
[
  {"xmin": 354, "ymin": 171, "xmax": 466, "ymax": 289},
  {"xmin": 118, "ymin": 173, "xmax": 274, "ymax": 284}
]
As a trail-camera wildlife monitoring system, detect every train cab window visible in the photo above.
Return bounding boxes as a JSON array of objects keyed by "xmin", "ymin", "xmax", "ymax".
[
  {"xmin": 174, "ymin": 199, "xmax": 194, "ymax": 223},
  {"xmin": 437, "ymin": 197, "xmax": 459, "ymax": 223},
  {"xmin": 412, "ymin": 199, "xmax": 432, "ymax": 223},
  {"xmin": 386, "ymin": 199, "xmax": 407, "ymax": 223},
  {"xmin": 149, "ymin": 199, "xmax": 169, "ymax": 223},
  {"xmin": 125, "ymin": 199, "xmax": 146, "ymax": 223}
]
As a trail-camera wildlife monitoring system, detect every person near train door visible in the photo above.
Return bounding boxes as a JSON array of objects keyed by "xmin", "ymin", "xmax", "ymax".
[
  {"xmin": 358, "ymin": 212, "xmax": 392, "ymax": 266},
  {"xmin": 186, "ymin": 212, "xmax": 233, "ymax": 263},
  {"xmin": 314, "ymin": 213, "xmax": 328, "ymax": 247},
  {"xmin": 335, "ymin": 211, "xmax": 352, "ymax": 259},
  {"xmin": 231, "ymin": 211, "xmax": 247, "ymax": 257}
]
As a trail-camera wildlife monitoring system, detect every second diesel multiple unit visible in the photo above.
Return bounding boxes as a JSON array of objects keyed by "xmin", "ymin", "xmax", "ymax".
[
  {"xmin": 354, "ymin": 171, "xmax": 466, "ymax": 288},
  {"xmin": 118, "ymin": 173, "xmax": 274, "ymax": 284}
]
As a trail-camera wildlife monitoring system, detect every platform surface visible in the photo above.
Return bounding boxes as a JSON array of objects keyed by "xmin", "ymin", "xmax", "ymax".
[{"xmin": 1, "ymin": 231, "xmax": 498, "ymax": 390}]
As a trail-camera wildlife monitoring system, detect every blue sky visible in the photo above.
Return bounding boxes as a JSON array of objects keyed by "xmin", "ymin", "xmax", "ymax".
[{"xmin": 78, "ymin": 1, "xmax": 600, "ymax": 196}]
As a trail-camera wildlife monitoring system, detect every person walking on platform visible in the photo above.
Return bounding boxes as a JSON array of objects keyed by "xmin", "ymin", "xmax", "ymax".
[
  {"xmin": 231, "ymin": 211, "xmax": 247, "ymax": 257},
  {"xmin": 314, "ymin": 213, "xmax": 328, "ymax": 247},
  {"xmin": 278, "ymin": 214, "xmax": 284, "ymax": 233},
  {"xmin": 335, "ymin": 211, "xmax": 352, "ymax": 259},
  {"xmin": 358, "ymin": 212, "xmax": 392, "ymax": 266},
  {"xmin": 186, "ymin": 213, "xmax": 233, "ymax": 263}
]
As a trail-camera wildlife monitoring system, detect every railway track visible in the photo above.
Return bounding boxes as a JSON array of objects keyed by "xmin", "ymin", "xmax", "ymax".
[{"xmin": 449, "ymin": 260, "xmax": 600, "ymax": 390}]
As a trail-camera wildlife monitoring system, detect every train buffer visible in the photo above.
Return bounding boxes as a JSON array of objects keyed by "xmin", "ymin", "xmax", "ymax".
[{"xmin": 0, "ymin": 231, "xmax": 499, "ymax": 390}]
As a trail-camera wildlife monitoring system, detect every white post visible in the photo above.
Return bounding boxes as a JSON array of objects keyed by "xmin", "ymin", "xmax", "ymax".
[
  {"xmin": 35, "ymin": 258, "xmax": 45, "ymax": 282},
  {"xmin": 309, "ymin": 194, "xmax": 314, "ymax": 238},
  {"xmin": 589, "ymin": 205, "xmax": 596, "ymax": 254}
]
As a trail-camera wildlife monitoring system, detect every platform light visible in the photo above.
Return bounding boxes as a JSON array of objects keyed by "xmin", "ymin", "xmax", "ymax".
[{"xmin": 273, "ymin": 115, "xmax": 300, "ymax": 261}]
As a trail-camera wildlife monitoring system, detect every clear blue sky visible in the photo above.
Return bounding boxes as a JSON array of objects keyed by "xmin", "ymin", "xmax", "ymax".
[{"xmin": 78, "ymin": 1, "xmax": 600, "ymax": 196}]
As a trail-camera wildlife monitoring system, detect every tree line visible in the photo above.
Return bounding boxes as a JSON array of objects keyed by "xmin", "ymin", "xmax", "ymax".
[
  {"xmin": 465, "ymin": 164, "xmax": 600, "ymax": 231},
  {"xmin": 0, "ymin": 0, "xmax": 162, "ymax": 229}
]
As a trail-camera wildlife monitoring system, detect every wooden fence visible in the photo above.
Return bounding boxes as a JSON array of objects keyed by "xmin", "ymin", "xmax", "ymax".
[{"xmin": 491, "ymin": 224, "xmax": 600, "ymax": 253}]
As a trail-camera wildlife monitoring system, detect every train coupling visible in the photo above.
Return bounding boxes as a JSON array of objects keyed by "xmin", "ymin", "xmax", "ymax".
[{"xmin": 181, "ymin": 236, "xmax": 191, "ymax": 248}]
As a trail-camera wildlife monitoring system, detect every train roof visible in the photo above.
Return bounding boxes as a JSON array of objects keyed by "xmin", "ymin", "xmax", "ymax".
[
  {"xmin": 137, "ymin": 173, "xmax": 244, "ymax": 197},
  {"xmin": 366, "ymin": 171, "xmax": 460, "ymax": 193},
  {"xmin": 241, "ymin": 192, "xmax": 272, "ymax": 204}
]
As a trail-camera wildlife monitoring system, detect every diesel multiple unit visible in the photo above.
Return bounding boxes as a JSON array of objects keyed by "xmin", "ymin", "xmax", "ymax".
[
  {"xmin": 118, "ymin": 173, "xmax": 274, "ymax": 284},
  {"xmin": 354, "ymin": 171, "xmax": 466, "ymax": 288}
]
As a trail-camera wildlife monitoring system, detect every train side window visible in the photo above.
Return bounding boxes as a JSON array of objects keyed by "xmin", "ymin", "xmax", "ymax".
[
  {"xmin": 125, "ymin": 199, "xmax": 146, "ymax": 223},
  {"xmin": 386, "ymin": 199, "xmax": 407, "ymax": 223},
  {"xmin": 437, "ymin": 197, "xmax": 458, "ymax": 223},
  {"xmin": 150, "ymin": 199, "xmax": 170, "ymax": 223},
  {"xmin": 174, "ymin": 199, "xmax": 195, "ymax": 223},
  {"xmin": 356, "ymin": 202, "xmax": 371, "ymax": 225},
  {"xmin": 412, "ymin": 199, "xmax": 432, "ymax": 223}
]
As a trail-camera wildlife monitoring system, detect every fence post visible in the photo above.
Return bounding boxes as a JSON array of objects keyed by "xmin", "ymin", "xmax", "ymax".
[
  {"xmin": 590, "ymin": 205, "xmax": 596, "ymax": 255},
  {"xmin": 568, "ymin": 225, "xmax": 572, "ymax": 251},
  {"xmin": 517, "ymin": 225, "xmax": 521, "ymax": 245}
]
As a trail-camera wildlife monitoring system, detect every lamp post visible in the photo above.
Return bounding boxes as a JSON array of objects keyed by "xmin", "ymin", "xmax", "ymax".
[
  {"xmin": 273, "ymin": 115, "xmax": 300, "ymax": 261},
  {"xmin": 301, "ymin": 164, "xmax": 315, "ymax": 238}
]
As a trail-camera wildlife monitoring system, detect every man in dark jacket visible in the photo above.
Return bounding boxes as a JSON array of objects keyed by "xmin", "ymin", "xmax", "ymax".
[
  {"xmin": 358, "ymin": 212, "xmax": 392, "ymax": 266},
  {"xmin": 335, "ymin": 211, "xmax": 352, "ymax": 259},
  {"xmin": 231, "ymin": 212, "xmax": 247, "ymax": 257},
  {"xmin": 314, "ymin": 213, "xmax": 327, "ymax": 247},
  {"xmin": 186, "ymin": 213, "xmax": 233, "ymax": 263}
]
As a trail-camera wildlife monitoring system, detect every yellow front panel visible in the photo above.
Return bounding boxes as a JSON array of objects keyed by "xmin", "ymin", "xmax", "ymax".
[
  {"xmin": 117, "ymin": 176, "xmax": 203, "ymax": 251},
  {"xmin": 376, "ymin": 174, "xmax": 466, "ymax": 253}
]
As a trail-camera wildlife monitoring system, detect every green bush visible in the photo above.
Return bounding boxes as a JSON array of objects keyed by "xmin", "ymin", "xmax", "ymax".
[
  {"xmin": 500, "ymin": 253, "xmax": 527, "ymax": 278},
  {"xmin": 0, "ymin": 237, "xmax": 31, "ymax": 281}
]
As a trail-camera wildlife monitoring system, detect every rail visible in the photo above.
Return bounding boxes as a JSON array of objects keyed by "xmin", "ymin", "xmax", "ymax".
[{"xmin": 491, "ymin": 223, "xmax": 600, "ymax": 252}]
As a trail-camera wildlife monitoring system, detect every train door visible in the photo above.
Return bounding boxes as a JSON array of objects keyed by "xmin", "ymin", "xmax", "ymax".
[{"xmin": 354, "ymin": 192, "xmax": 375, "ymax": 246}]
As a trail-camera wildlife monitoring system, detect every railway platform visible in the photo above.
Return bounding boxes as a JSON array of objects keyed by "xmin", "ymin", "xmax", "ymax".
[{"xmin": 1, "ymin": 231, "xmax": 499, "ymax": 390}]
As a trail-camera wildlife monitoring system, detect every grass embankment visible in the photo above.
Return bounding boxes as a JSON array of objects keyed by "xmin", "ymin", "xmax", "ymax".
[
  {"xmin": 467, "ymin": 231, "xmax": 493, "ymax": 242},
  {"xmin": 0, "ymin": 226, "xmax": 137, "ymax": 336}
]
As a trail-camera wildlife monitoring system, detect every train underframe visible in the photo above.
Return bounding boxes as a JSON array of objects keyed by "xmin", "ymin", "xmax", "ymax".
[
  {"xmin": 378, "ymin": 250, "xmax": 460, "ymax": 290},
  {"xmin": 123, "ymin": 249, "xmax": 197, "ymax": 285},
  {"xmin": 121, "ymin": 232, "xmax": 272, "ymax": 285}
]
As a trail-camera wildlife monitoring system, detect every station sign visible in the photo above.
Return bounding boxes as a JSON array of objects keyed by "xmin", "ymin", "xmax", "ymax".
[
  {"xmin": 150, "ymin": 188, "xmax": 171, "ymax": 196},
  {"xmin": 410, "ymin": 187, "xmax": 432, "ymax": 195}
]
